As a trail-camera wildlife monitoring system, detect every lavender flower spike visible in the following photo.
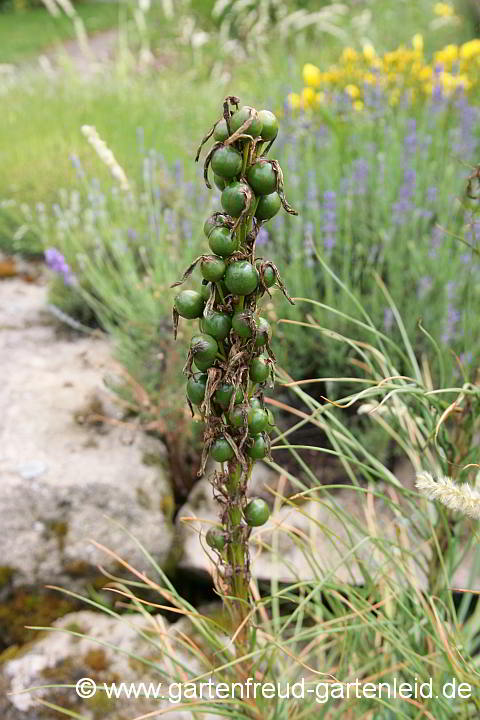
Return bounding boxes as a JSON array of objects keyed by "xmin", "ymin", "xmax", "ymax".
[{"xmin": 44, "ymin": 248, "xmax": 76, "ymax": 286}]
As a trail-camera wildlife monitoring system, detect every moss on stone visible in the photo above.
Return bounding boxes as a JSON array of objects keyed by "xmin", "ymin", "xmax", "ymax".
[
  {"xmin": 0, "ymin": 566, "xmax": 15, "ymax": 588},
  {"xmin": 0, "ymin": 589, "xmax": 79, "ymax": 649},
  {"xmin": 84, "ymin": 648, "xmax": 108, "ymax": 671},
  {"xmin": 46, "ymin": 520, "xmax": 69, "ymax": 551}
]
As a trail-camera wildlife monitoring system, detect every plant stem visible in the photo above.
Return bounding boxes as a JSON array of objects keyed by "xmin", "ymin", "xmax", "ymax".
[{"xmin": 225, "ymin": 461, "xmax": 253, "ymax": 656}]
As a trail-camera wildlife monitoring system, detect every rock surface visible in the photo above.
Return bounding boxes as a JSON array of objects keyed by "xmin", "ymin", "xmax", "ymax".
[
  {"xmin": 0, "ymin": 609, "xmax": 222, "ymax": 720},
  {"xmin": 0, "ymin": 278, "xmax": 174, "ymax": 593}
]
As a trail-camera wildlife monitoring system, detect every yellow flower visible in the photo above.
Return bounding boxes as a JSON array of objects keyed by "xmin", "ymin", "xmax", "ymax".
[
  {"xmin": 363, "ymin": 43, "xmax": 376, "ymax": 62},
  {"xmin": 434, "ymin": 2, "xmax": 454, "ymax": 17},
  {"xmin": 315, "ymin": 91, "xmax": 325, "ymax": 106},
  {"xmin": 288, "ymin": 93, "xmax": 301, "ymax": 110},
  {"xmin": 345, "ymin": 84, "xmax": 360, "ymax": 99},
  {"xmin": 303, "ymin": 63, "xmax": 322, "ymax": 88},
  {"xmin": 412, "ymin": 34, "xmax": 424, "ymax": 53},
  {"xmin": 441, "ymin": 72, "xmax": 456, "ymax": 94},
  {"xmin": 363, "ymin": 72, "xmax": 377, "ymax": 85},
  {"xmin": 460, "ymin": 39, "xmax": 480, "ymax": 61},
  {"xmin": 341, "ymin": 47, "xmax": 358, "ymax": 63},
  {"xmin": 301, "ymin": 87, "xmax": 316, "ymax": 107},
  {"xmin": 436, "ymin": 44, "xmax": 458, "ymax": 67},
  {"xmin": 419, "ymin": 65, "xmax": 433, "ymax": 81},
  {"xmin": 353, "ymin": 100, "xmax": 364, "ymax": 112},
  {"xmin": 455, "ymin": 74, "xmax": 472, "ymax": 91}
]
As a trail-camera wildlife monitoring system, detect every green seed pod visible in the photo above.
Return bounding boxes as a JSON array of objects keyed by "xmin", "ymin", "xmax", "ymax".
[
  {"xmin": 258, "ymin": 109, "xmax": 279, "ymax": 141},
  {"xmin": 254, "ymin": 317, "xmax": 272, "ymax": 348},
  {"xmin": 232, "ymin": 311, "xmax": 255, "ymax": 338},
  {"xmin": 221, "ymin": 182, "xmax": 251, "ymax": 218},
  {"xmin": 225, "ymin": 261, "xmax": 259, "ymax": 296},
  {"xmin": 200, "ymin": 255, "xmax": 226, "ymax": 282},
  {"xmin": 214, "ymin": 174, "xmax": 227, "ymax": 191},
  {"xmin": 211, "ymin": 437, "xmax": 235, "ymax": 462},
  {"xmin": 200, "ymin": 282, "xmax": 212, "ymax": 301},
  {"xmin": 214, "ymin": 383, "xmax": 244, "ymax": 409},
  {"xmin": 186, "ymin": 373, "xmax": 208, "ymax": 406},
  {"xmin": 211, "ymin": 146, "xmax": 242, "ymax": 179},
  {"xmin": 244, "ymin": 497, "xmax": 270, "ymax": 526},
  {"xmin": 191, "ymin": 333, "xmax": 218, "ymax": 364},
  {"xmin": 174, "ymin": 290, "xmax": 205, "ymax": 319},
  {"xmin": 247, "ymin": 407, "xmax": 269, "ymax": 435},
  {"xmin": 256, "ymin": 261, "xmax": 276, "ymax": 288},
  {"xmin": 204, "ymin": 213, "xmax": 229, "ymax": 238},
  {"xmin": 250, "ymin": 396, "xmax": 263, "ymax": 409},
  {"xmin": 209, "ymin": 226, "xmax": 238, "ymax": 257},
  {"xmin": 262, "ymin": 265, "xmax": 276, "ymax": 287},
  {"xmin": 228, "ymin": 405, "xmax": 247, "ymax": 429},
  {"xmin": 229, "ymin": 106, "xmax": 263, "ymax": 138},
  {"xmin": 247, "ymin": 160, "xmax": 277, "ymax": 196},
  {"xmin": 206, "ymin": 527, "xmax": 226, "ymax": 551},
  {"xmin": 194, "ymin": 356, "xmax": 215, "ymax": 371},
  {"xmin": 213, "ymin": 119, "xmax": 230, "ymax": 142},
  {"xmin": 204, "ymin": 216, "xmax": 216, "ymax": 238},
  {"xmin": 246, "ymin": 433, "xmax": 268, "ymax": 460},
  {"xmin": 255, "ymin": 192, "xmax": 281, "ymax": 221},
  {"xmin": 200, "ymin": 311, "xmax": 232, "ymax": 341},
  {"xmin": 250, "ymin": 355, "xmax": 270, "ymax": 383}
]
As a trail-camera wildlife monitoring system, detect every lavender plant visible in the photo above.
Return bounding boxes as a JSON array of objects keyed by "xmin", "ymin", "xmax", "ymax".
[{"xmin": 172, "ymin": 96, "xmax": 297, "ymax": 653}]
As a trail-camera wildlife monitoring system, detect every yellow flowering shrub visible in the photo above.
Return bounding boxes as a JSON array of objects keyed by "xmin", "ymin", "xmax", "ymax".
[
  {"xmin": 434, "ymin": 2, "xmax": 455, "ymax": 17},
  {"xmin": 289, "ymin": 35, "xmax": 480, "ymax": 112}
]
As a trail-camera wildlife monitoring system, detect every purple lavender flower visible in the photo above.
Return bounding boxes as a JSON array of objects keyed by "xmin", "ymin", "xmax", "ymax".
[
  {"xmin": 69, "ymin": 154, "xmax": 84, "ymax": 179},
  {"xmin": 441, "ymin": 282, "xmax": 460, "ymax": 344},
  {"xmin": 404, "ymin": 119, "xmax": 417, "ymax": 156},
  {"xmin": 432, "ymin": 63, "xmax": 444, "ymax": 105},
  {"xmin": 452, "ymin": 94, "xmax": 477, "ymax": 156},
  {"xmin": 393, "ymin": 164, "xmax": 417, "ymax": 225},
  {"xmin": 427, "ymin": 186, "xmax": 437, "ymax": 204},
  {"xmin": 164, "ymin": 209, "xmax": 176, "ymax": 233},
  {"xmin": 459, "ymin": 351, "xmax": 473, "ymax": 366},
  {"xmin": 256, "ymin": 227, "xmax": 269, "ymax": 246},
  {"xmin": 174, "ymin": 159, "xmax": 183, "ymax": 185},
  {"xmin": 182, "ymin": 218, "xmax": 193, "ymax": 243},
  {"xmin": 441, "ymin": 306, "xmax": 461, "ymax": 344},
  {"xmin": 44, "ymin": 248, "xmax": 75, "ymax": 286},
  {"xmin": 352, "ymin": 158, "xmax": 369, "ymax": 195},
  {"xmin": 383, "ymin": 308, "xmax": 394, "ymax": 332},
  {"xmin": 429, "ymin": 225, "xmax": 443, "ymax": 258},
  {"xmin": 417, "ymin": 276, "xmax": 432, "ymax": 299},
  {"xmin": 307, "ymin": 170, "xmax": 318, "ymax": 207},
  {"xmin": 323, "ymin": 190, "xmax": 337, "ymax": 251},
  {"xmin": 446, "ymin": 281, "xmax": 457, "ymax": 299},
  {"xmin": 303, "ymin": 221, "xmax": 315, "ymax": 266}
]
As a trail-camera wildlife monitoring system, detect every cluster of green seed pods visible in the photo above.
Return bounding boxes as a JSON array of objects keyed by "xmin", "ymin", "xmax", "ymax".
[{"xmin": 172, "ymin": 97, "xmax": 297, "ymax": 555}]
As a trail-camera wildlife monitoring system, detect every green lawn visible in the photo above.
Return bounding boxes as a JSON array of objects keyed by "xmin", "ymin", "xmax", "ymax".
[{"xmin": 0, "ymin": 2, "xmax": 120, "ymax": 64}]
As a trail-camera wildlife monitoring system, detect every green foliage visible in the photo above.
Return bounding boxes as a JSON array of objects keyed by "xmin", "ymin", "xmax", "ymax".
[{"xmin": 262, "ymin": 97, "xmax": 480, "ymax": 385}]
